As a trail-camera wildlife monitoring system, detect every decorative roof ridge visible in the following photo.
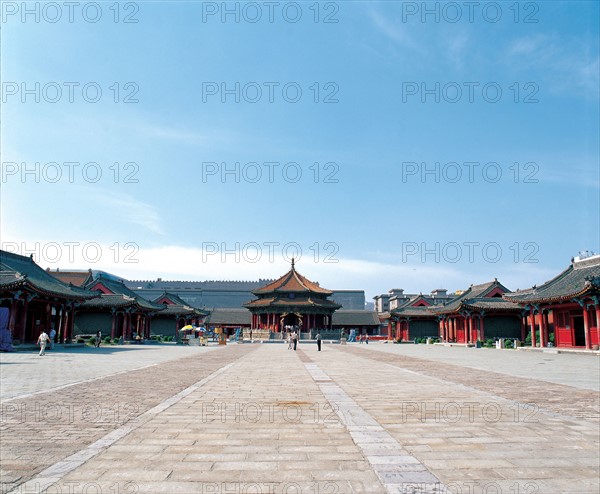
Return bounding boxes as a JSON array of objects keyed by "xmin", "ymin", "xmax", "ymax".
[
  {"xmin": 572, "ymin": 255, "xmax": 600, "ymax": 269},
  {"xmin": 504, "ymin": 264, "xmax": 574, "ymax": 299}
]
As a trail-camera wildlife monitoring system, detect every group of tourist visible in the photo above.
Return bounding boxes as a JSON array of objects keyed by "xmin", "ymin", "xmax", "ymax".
[{"xmin": 285, "ymin": 331, "xmax": 323, "ymax": 351}]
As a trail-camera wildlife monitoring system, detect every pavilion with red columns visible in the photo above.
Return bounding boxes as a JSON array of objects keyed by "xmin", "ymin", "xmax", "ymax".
[
  {"xmin": 434, "ymin": 279, "xmax": 521, "ymax": 344},
  {"xmin": 244, "ymin": 259, "xmax": 341, "ymax": 333},
  {"xmin": 504, "ymin": 254, "xmax": 600, "ymax": 349}
]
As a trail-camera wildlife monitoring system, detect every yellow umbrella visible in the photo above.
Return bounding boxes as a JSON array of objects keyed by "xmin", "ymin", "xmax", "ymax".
[{"xmin": 180, "ymin": 325, "xmax": 194, "ymax": 331}]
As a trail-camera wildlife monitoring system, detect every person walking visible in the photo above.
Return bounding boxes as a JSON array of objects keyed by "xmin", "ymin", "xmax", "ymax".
[
  {"xmin": 292, "ymin": 331, "xmax": 298, "ymax": 351},
  {"xmin": 316, "ymin": 332, "xmax": 322, "ymax": 351},
  {"xmin": 95, "ymin": 330, "xmax": 102, "ymax": 347},
  {"xmin": 287, "ymin": 332, "xmax": 292, "ymax": 350},
  {"xmin": 365, "ymin": 333, "xmax": 369, "ymax": 344},
  {"xmin": 37, "ymin": 330, "xmax": 49, "ymax": 356},
  {"xmin": 48, "ymin": 327, "xmax": 56, "ymax": 350}
]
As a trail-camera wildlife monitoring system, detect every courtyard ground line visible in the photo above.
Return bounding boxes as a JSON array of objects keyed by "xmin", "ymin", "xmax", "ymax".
[
  {"xmin": 303, "ymin": 359, "xmax": 448, "ymax": 494},
  {"xmin": 378, "ymin": 360, "xmax": 597, "ymax": 424},
  {"xmin": 7, "ymin": 360, "xmax": 237, "ymax": 494},
  {"xmin": 336, "ymin": 347, "xmax": 598, "ymax": 424},
  {"xmin": 1, "ymin": 347, "xmax": 221, "ymax": 403}
]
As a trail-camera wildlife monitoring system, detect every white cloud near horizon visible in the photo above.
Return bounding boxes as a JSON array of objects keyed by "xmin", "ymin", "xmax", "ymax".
[{"xmin": 0, "ymin": 240, "xmax": 561, "ymax": 300}]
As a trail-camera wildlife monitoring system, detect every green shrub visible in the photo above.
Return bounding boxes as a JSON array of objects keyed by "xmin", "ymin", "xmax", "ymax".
[{"xmin": 104, "ymin": 336, "xmax": 111, "ymax": 343}]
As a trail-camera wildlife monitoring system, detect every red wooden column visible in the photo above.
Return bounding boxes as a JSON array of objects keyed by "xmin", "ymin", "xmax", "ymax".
[
  {"xmin": 468, "ymin": 315, "xmax": 474, "ymax": 343},
  {"xmin": 61, "ymin": 307, "xmax": 69, "ymax": 344},
  {"xmin": 19, "ymin": 299, "xmax": 29, "ymax": 343},
  {"xmin": 387, "ymin": 321, "xmax": 392, "ymax": 339},
  {"xmin": 111, "ymin": 310, "xmax": 117, "ymax": 339},
  {"xmin": 582, "ymin": 305, "xmax": 591, "ymax": 350},
  {"xmin": 479, "ymin": 313, "xmax": 485, "ymax": 341},
  {"xmin": 67, "ymin": 306, "xmax": 75, "ymax": 343},
  {"xmin": 529, "ymin": 307, "xmax": 537, "ymax": 347},
  {"xmin": 539, "ymin": 310, "xmax": 546, "ymax": 347},
  {"xmin": 595, "ymin": 305, "xmax": 600, "ymax": 345},
  {"xmin": 122, "ymin": 311, "xmax": 129, "ymax": 339},
  {"xmin": 8, "ymin": 299, "xmax": 18, "ymax": 337}
]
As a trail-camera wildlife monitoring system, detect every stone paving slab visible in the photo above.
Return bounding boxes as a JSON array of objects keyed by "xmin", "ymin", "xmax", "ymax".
[
  {"xmin": 35, "ymin": 345, "xmax": 384, "ymax": 493},
  {"xmin": 0, "ymin": 344, "xmax": 221, "ymax": 400},
  {"xmin": 315, "ymin": 345, "xmax": 599, "ymax": 493},
  {"xmin": 338, "ymin": 345, "xmax": 600, "ymax": 421},
  {"xmin": 353, "ymin": 343, "xmax": 600, "ymax": 391},
  {"xmin": 2, "ymin": 343, "xmax": 599, "ymax": 494},
  {"xmin": 0, "ymin": 345, "xmax": 251, "ymax": 493}
]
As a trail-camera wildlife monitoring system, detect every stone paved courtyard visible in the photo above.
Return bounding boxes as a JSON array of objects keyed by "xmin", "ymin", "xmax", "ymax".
[{"xmin": 1, "ymin": 343, "xmax": 598, "ymax": 493}]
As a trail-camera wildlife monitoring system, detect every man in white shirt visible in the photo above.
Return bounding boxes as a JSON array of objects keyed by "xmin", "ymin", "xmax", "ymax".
[{"xmin": 37, "ymin": 330, "xmax": 49, "ymax": 356}]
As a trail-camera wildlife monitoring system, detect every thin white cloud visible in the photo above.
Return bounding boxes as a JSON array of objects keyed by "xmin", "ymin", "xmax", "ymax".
[
  {"xmin": 504, "ymin": 34, "xmax": 600, "ymax": 97},
  {"xmin": 367, "ymin": 8, "xmax": 424, "ymax": 54},
  {"xmin": 95, "ymin": 191, "xmax": 165, "ymax": 235}
]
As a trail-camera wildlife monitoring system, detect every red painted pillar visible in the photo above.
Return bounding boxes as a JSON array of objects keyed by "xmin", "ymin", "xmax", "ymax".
[
  {"xmin": 468, "ymin": 316, "xmax": 474, "ymax": 343},
  {"xmin": 480, "ymin": 315, "xmax": 485, "ymax": 341},
  {"xmin": 68, "ymin": 307, "xmax": 75, "ymax": 342},
  {"xmin": 595, "ymin": 306, "xmax": 600, "ymax": 345},
  {"xmin": 62, "ymin": 308, "xmax": 69, "ymax": 344},
  {"xmin": 387, "ymin": 321, "xmax": 392, "ymax": 339},
  {"xmin": 111, "ymin": 311, "xmax": 116, "ymax": 339},
  {"xmin": 539, "ymin": 310, "xmax": 547, "ymax": 347},
  {"xmin": 122, "ymin": 311, "xmax": 129, "ymax": 339},
  {"xmin": 19, "ymin": 299, "xmax": 29, "ymax": 343},
  {"xmin": 8, "ymin": 299, "xmax": 18, "ymax": 336},
  {"xmin": 582, "ymin": 305, "xmax": 591, "ymax": 350},
  {"xmin": 529, "ymin": 308, "xmax": 537, "ymax": 347}
]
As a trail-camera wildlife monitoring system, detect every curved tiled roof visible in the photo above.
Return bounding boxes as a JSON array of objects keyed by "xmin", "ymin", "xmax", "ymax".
[
  {"xmin": 458, "ymin": 298, "xmax": 520, "ymax": 312},
  {"xmin": 331, "ymin": 310, "xmax": 382, "ymax": 326},
  {"xmin": 253, "ymin": 260, "xmax": 333, "ymax": 295},
  {"xmin": 86, "ymin": 276, "xmax": 164, "ymax": 311},
  {"xmin": 80, "ymin": 294, "xmax": 139, "ymax": 309},
  {"xmin": 433, "ymin": 280, "xmax": 511, "ymax": 315},
  {"xmin": 206, "ymin": 308, "xmax": 251, "ymax": 326},
  {"xmin": 47, "ymin": 269, "xmax": 93, "ymax": 287},
  {"xmin": 0, "ymin": 251, "xmax": 97, "ymax": 301},
  {"xmin": 244, "ymin": 296, "xmax": 341, "ymax": 310},
  {"xmin": 504, "ymin": 256, "xmax": 600, "ymax": 304},
  {"xmin": 391, "ymin": 306, "xmax": 437, "ymax": 318}
]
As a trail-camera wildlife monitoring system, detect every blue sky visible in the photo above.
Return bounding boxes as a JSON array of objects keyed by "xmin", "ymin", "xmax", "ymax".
[{"xmin": 1, "ymin": 1, "xmax": 599, "ymax": 300}]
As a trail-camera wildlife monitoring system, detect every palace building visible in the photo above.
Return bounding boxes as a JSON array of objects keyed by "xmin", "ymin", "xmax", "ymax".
[
  {"xmin": 0, "ymin": 251, "xmax": 97, "ymax": 344},
  {"xmin": 244, "ymin": 259, "xmax": 341, "ymax": 333},
  {"xmin": 504, "ymin": 254, "xmax": 600, "ymax": 349}
]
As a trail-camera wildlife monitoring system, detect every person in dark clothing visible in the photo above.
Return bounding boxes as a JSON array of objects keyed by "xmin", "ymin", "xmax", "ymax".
[
  {"xmin": 292, "ymin": 331, "xmax": 298, "ymax": 351},
  {"xmin": 316, "ymin": 332, "xmax": 322, "ymax": 351}
]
